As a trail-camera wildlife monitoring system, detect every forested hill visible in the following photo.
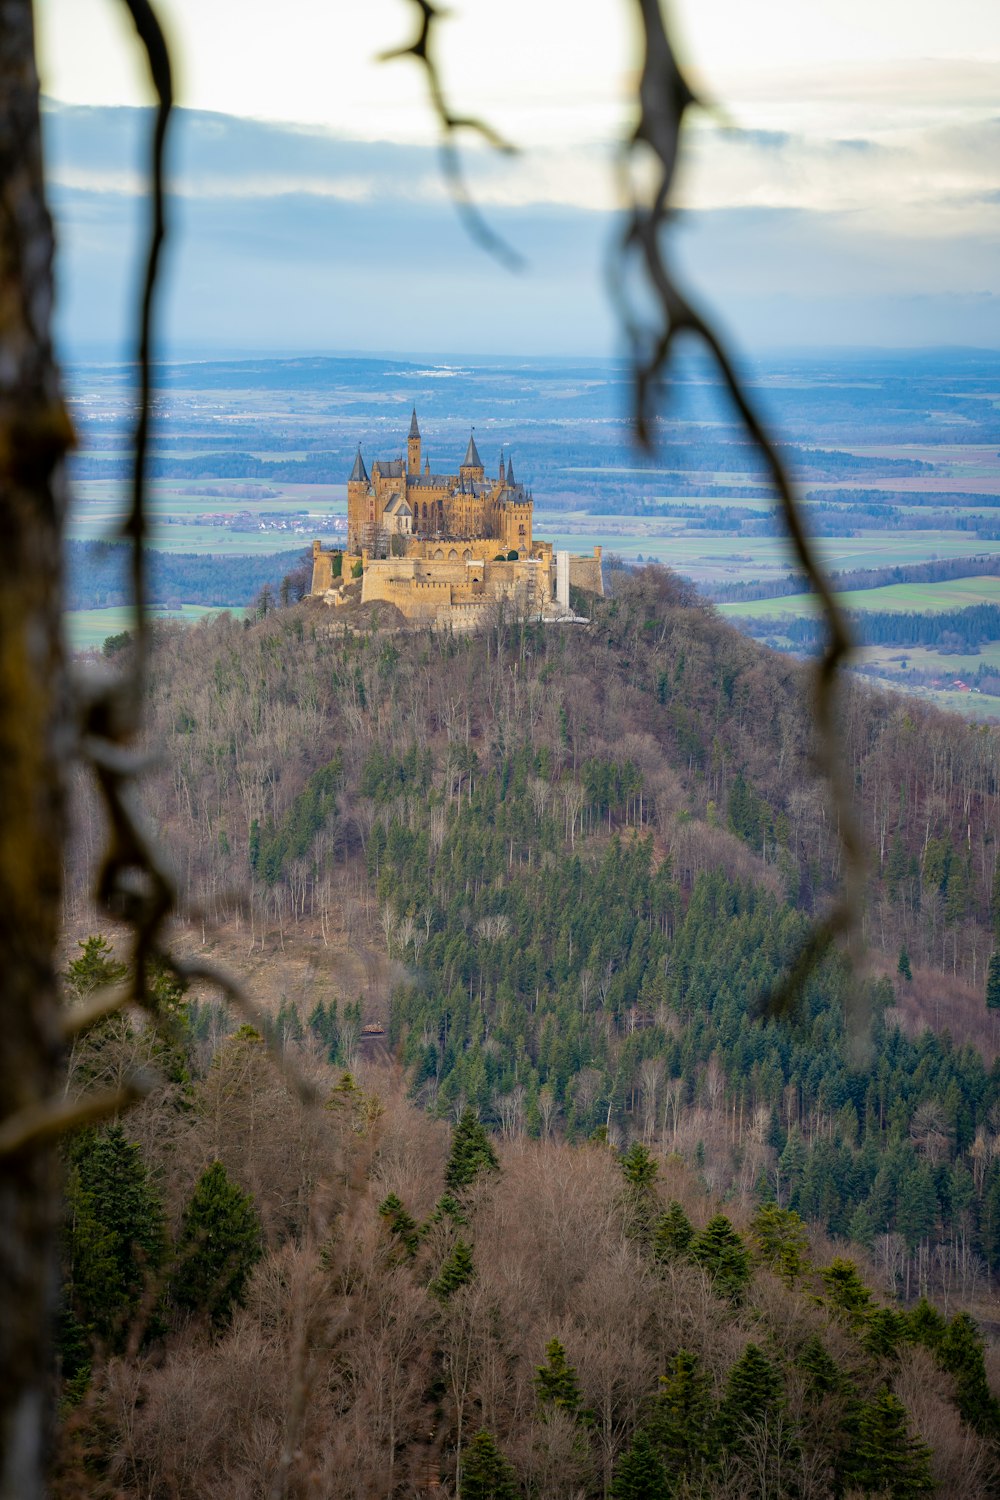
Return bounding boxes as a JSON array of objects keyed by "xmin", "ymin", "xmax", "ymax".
[
  {"xmin": 61, "ymin": 568, "xmax": 1000, "ymax": 1493},
  {"xmin": 78, "ymin": 570, "xmax": 1000, "ymax": 1284}
]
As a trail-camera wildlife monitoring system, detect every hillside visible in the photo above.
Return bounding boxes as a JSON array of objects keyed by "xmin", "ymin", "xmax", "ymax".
[{"xmin": 58, "ymin": 565, "xmax": 1000, "ymax": 1494}]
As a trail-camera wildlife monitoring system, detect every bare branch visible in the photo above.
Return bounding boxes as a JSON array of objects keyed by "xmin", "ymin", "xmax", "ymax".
[{"xmin": 380, "ymin": 0, "xmax": 524, "ymax": 270}]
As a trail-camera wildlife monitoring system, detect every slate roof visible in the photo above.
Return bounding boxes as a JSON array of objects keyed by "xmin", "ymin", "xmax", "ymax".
[
  {"xmin": 409, "ymin": 408, "xmax": 420, "ymax": 439},
  {"xmin": 462, "ymin": 431, "xmax": 482, "ymax": 469},
  {"xmin": 349, "ymin": 446, "xmax": 369, "ymax": 483}
]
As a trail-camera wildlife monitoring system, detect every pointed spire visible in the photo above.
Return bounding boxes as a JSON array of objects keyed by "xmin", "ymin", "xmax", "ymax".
[
  {"xmin": 463, "ymin": 429, "xmax": 482, "ymax": 469},
  {"xmin": 499, "ymin": 449, "xmax": 505, "ymax": 481},
  {"xmin": 506, "ymin": 454, "xmax": 515, "ymax": 486},
  {"xmin": 408, "ymin": 407, "xmax": 420, "ymax": 439},
  {"xmin": 349, "ymin": 444, "xmax": 368, "ymax": 483},
  {"xmin": 424, "ymin": 455, "xmax": 430, "ymax": 474}
]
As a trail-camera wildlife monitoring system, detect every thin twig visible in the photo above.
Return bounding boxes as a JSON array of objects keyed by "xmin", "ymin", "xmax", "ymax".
[
  {"xmin": 614, "ymin": 0, "xmax": 867, "ymax": 1028},
  {"xmin": 380, "ymin": 0, "xmax": 523, "ymax": 270}
]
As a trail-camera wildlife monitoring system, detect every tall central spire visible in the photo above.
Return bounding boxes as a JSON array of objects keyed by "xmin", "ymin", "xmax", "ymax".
[{"xmin": 407, "ymin": 407, "xmax": 421, "ymax": 476}]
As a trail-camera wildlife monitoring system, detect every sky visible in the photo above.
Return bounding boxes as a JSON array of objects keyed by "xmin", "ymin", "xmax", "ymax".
[{"xmin": 34, "ymin": 0, "xmax": 1000, "ymax": 356}]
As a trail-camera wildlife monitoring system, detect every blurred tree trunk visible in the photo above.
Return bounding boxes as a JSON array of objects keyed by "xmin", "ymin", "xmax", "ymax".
[{"xmin": 0, "ymin": 3, "xmax": 73, "ymax": 1494}]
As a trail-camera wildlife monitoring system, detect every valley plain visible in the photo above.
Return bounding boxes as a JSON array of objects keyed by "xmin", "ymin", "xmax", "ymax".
[{"xmin": 66, "ymin": 349, "xmax": 1000, "ymax": 713}]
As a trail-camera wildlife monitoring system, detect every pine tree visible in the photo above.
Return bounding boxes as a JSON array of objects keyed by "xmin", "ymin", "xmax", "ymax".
[
  {"xmin": 938, "ymin": 1312, "xmax": 1000, "ymax": 1435},
  {"xmin": 620, "ymin": 1142, "xmax": 658, "ymax": 1239},
  {"xmin": 897, "ymin": 945, "xmax": 912, "ymax": 982},
  {"xmin": 717, "ymin": 1343, "xmax": 783, "ymax": 1452},
  {"xmin": 378, "ymin": 1192, "xmax": 420, "ymax": 1256},
  {"xmin": 863, "ymin": 1306, "xmax": 907, "ymax": 1361},
  {"xmin": 429, "ymin": 1238, "xmax": 475, "ymax": 1300},
  {"xmin": 907, "ymin": 1297, "xmax": 946, "ymax": 1352},
  {"xmin": 611, "ymin": 1430, "xmax": 668, "ymax": 1500},
  {"xmin": 652, "ymin": 1200, "xmax": 694, "ymax": 1263},
  {"xmin": 849, "ymin": 1390, "xmax": 934, "ymax": 1496},
  {"xmin": 171, "ymin": 1161, "xmax": 262, "ymax": 1326},
  {"xmin": 63, "ymin": 1125, "xmax": 166, "ymax": 1350},
  {"xmin": 646, "ymin": 1348, "xmax": 715, "ymax": 1474},
  {"xmin": 797, "ymin": 1335, "xmax": 842, "ymax": 1401},
  {"xmin": 749, "ymin": 1202, "xmax": 809, "ymax": 1283},
  {"xmin": 620, "ymin": 1142, "xmax": 658, "ymax": 1190},
  {"xmin": 820, "ymin": 1257, "xmax": 874, "ymax": 1324},
  {"xmin": 987, "ymin": 952, "xmax": 1000, "ymax": 1011},
  {"xmin": 444, "ymin": 1108, "xmax": 500, "ymax": 1192},
  {"xmin": 691, "ymin": 1214, "xmax": 750, "ymax": 1301},
  {"xmin": 461, "ymin": 1430, "xmax": 518, "ymax": 1500},
  {"xmin": 65, "ymin": 935, "xmax": 128, "ymax": 997},
  {"xmin": 535, "ymin": 1338, "xmax": 585, "ymax": 1418}
]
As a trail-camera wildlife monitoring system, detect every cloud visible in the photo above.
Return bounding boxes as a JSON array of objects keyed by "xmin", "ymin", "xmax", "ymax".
[{"xmin": 41, "ymin": 101, "xmax": 1000, "ymax": 357}]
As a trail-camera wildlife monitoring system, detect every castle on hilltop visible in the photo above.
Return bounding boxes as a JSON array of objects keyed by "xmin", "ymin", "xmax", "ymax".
[
  {"xmin": 346, "ymin": 409, "xmax": 534, "ymax": 559},
  {"xmin": 310, "ymin": 408, "xmax": 603, "ymax": 629}
]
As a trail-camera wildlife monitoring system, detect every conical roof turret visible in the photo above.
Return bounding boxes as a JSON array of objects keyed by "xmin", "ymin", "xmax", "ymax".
[
  {"xmin": 349, "ymin": 445, "xmax": 369, "ymax": 483},
  {"xmin": 462, "ymin": 430, "xmax": 482, "ymax": 469},
  {"xmin": 408, "ymin": 407, "xmax": 420, "ymax": 439},
  {"xmin": 506, "ymin": 454, "xmax": 515, "ymax": 486}
]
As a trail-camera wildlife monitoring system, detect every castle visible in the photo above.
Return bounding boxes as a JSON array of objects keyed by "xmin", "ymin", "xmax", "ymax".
[{"xmin": 310, "ymin": 409, "xmax": 603, "ymax": 628}]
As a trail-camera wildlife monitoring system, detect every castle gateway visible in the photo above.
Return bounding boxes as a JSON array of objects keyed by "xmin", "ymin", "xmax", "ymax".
[{"xmin": 310, "ymin": 409, "xmax": 603, "ymax": 628}]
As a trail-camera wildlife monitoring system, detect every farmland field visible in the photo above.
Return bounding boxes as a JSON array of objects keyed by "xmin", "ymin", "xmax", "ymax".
[
  {"xmin": 717, "ymin": 577, "xmax": 1000, "ymax": 621},
  {"xmin": 62, "ymin": 349, "xmax": 1000, "ymax": 717},
  {"xmin": 66, "ymin": 603, "xmax": 245, "ymax": 652}
]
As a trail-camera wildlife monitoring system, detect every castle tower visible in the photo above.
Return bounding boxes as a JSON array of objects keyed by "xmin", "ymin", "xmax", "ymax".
[
  {"xmin": 347, "ymin": 444, "xmax": 370, "ymax": 553},
  {"xmin": 459, "ymin": 429, "xmax": 484, "ymax": 484},
  {"xmin": 498, "ymin": 449, "xmax": 505, "ymax": 482},
  {"xmin": 407, "ymin": 408, "xmax": 421, "ymax": 476}
]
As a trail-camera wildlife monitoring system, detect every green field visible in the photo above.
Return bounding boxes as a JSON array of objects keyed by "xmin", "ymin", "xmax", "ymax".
[
  {"xmin": 67, "ymin": 480, "xmax": 346, "ymax": 554},
  {"xmin": 859, "ymin": 680, "xmax": 1000, "ymax": 722},
  {"xmin": 717, "ymin": 576, "xmax": 1000, "ymax": 621},
  {"xmin": 65, "ymin": 603, "xmax": 244, "ymax": 652},
  {"xmin": 853, "ymin": 643, "xmax": 1000, "ymax": 675}
]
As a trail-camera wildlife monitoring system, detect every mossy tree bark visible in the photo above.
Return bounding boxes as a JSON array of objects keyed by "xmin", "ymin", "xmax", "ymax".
[{"xmin": 0, "ymin": 3, "xmax": 73, "ymax": 1493}]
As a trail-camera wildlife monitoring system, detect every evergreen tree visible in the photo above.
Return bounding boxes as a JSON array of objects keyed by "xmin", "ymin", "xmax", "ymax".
[
  {"xmin": 444, "ymin": 1108, "xmax": 499, "ymax": 1192},
  {"xmin": 849, "ymin": 1391, "xmax": 934, "ymax": 1497},
  {"xmin": 620, "ymin": 1142, "xmax": 658, "ymax": 1190},
  {"xmin": 862, "ymin": 1307, "xmax": 907, "ymax": 1361},
  {"xmin": 798, "ymin": 1335, "xmax": 842, "ymax": 1401},
  {"xmin": 652, "ymin": 1200, "xmax": 695, "ymax": 1263},
  {"xmin": 717, "ymin": 1343, "xmax": 783, "ymax": 1452},
  {"xmin": 535, "ymin": 1338, "xmax": 585, "ymax": 1418},
  {"xmin": 650, "ymin": 1200, "xmax": 695, "ymax": 1260},
  {"xmin": 907, "ymin": 1297, "xmax": 946, "ymax": 1352},
  {"xmin": 749, "ymin": 1202, "xmax": 809, "ymax": 1283},
  {"xmin": 620, "ymin": 1142, "xmax": 658, "ymax": 1239},
  {"xmin": 65, "ymin": 934, "xmax": 128, "ymax": 997},
  {"xmin": 171, "ymin": 1161, "xmax": 262, "ymax": 1326},
  {"xmin": 987, "ymin": 952, "xmax": 1000, "ymax": 1011},
  {"xmin": 938, "ymin": 1312, "xmax": 1000, "ymax": 1435},
  {"xmin": 611, "ymin": 1430, "xmax": 668, "ymax": 1500},
  {"xmin": 461, "ymin": 1430, "xmax": 517, "ymax": 1500},
  {"xmin": 646, "ymin": 1348, "xmax": 715, "ymax": 1474},
  {"xmin": 897, "ymin": 945, "xmax": 912, "ymax": 982},
  {"xmin": 429, "ymin": 1238, "xmax": 475, "ymax": 1300},
  {"xmin": 64, "ymin": 1126, "xmax": 166, "ymax": 1350},
  {"xmin": 821, "ymin": 1257, "xmax": 873, "ymax": 1324},
  {"xmin": 691, "ymin": 1214, "xmax": 750, "ymax": 1301},
  {"xmin": 378, "ymin": 1192, "xmax": 420, "ymax": 1256}
]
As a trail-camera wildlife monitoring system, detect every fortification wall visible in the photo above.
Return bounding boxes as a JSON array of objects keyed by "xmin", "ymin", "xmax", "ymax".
[{"xmin": 569, "ymin": 547, "xmax": 604, "ymax": 597}]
